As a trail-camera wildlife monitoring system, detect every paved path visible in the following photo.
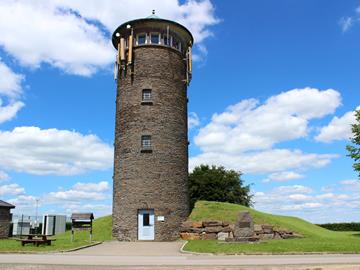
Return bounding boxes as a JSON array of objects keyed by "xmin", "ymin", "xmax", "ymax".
[{"xmin": 1, "ymin": 241, "xmax": 360, "ymax": 269}]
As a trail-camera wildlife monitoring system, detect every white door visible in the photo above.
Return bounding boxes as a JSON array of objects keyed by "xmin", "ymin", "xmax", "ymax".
[{"xmin": 138, "ymin": 209, "xmax": 155, "ymax": 240}]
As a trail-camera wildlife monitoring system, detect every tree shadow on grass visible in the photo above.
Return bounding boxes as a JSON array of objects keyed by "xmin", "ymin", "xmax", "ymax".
[{"xmin": 351, "ymin": 233, "xmax": 360, "ymax": 237}]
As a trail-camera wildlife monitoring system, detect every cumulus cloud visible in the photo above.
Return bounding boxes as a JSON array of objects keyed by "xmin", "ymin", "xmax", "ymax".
[
  {"xmin": 73, "ymin": 181, "xmax": 109, "ymax": 192},
  {"xmin": 190, "ymin": 149, "xmax": 336, "ymax": 174},
  {"xmin": 254, "ymin": 183, "xmax": 360, "ymax": 223},
  {"xmin": 340, "ymin": 179, "xmax": 360, "ymax": 191},
  {"xmin": 265, "ymin": 171, "xmax": 304, "ymax": 182},
  {"xmin": 0, "ymin": 127, "xmax": 113, "ymax": 175},
  {"xmin": 194, "ymin": 88, "xmax": 341, "ymax": 153},
  {"xmin": 0, "ymin": 183, "xmax": 24, "ymax": 196},
  {"xmin": 0, "ymin": 0, "xmax": 219, "ymax": 75},
  {"xmin": 46, "ymin": 181, "xmax": 110, "ymax": 202},
  {"xmin": 0, "ymin": 60, "xmax": 25, "ymax": 124},
  {"xmin": 315, "ymin": 107, "xmax": 359, "ymax": 143},
  {"xmin": 190, "ymin": 88, "xmax": 340, "ymax": 174},
  {"xmin": 188, "ymin": 112, "xmax": 200, "ymax": 129}
]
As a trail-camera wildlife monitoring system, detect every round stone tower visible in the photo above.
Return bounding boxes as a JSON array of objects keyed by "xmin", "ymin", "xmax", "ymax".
[{"xmin": 112, "ymin": 12, "xmax": 193, "ymax": 241}]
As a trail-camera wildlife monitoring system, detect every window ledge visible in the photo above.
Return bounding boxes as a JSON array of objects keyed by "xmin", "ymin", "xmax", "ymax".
[
  {"xmin": 140, "ymin": 149, "xmax": 153, "ymax": 153},
  {"xmin": 141, "ymin": 101, "xmax": 153, "ymax": 105}
]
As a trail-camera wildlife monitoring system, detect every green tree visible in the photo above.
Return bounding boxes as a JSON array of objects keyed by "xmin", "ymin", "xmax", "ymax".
[
  {"xmin": 189, "ymin": 164, "xmax": 252, "ymax": 210},
  {"xmin": 346, "ymin": 109, "xmax": 360, "ymax": 179}
]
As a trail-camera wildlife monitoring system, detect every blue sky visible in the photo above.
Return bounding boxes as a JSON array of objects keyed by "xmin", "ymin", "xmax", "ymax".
[{"xmin": 0, "ymin": 0, "xmax": 359, "ymax": 223}]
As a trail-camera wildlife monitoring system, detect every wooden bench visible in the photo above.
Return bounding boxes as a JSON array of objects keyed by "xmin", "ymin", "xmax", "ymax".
[{"xmin": 17, "ymin": 234, "xmax": 56, "ymax": 247}]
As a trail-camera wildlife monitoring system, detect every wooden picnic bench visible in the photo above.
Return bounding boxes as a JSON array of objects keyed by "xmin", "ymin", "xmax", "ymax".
[{"xmin": 17, "ymin": 234, "xmax": 56, "ymax": 246}]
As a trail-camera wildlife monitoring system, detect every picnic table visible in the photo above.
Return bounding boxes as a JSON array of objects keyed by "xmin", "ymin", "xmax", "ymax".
[{"xmin": 17, "ymin": 234, "xmax": 56, "ymax": 246}]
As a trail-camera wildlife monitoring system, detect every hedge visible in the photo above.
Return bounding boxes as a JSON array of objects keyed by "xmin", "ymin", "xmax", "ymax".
[{"xmin": 318, "ymin": 222, "xmax": 360, "ymax": 231}]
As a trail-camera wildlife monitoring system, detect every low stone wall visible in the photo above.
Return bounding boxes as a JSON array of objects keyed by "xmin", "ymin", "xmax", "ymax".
[
  {"xmin": 180, "ymin": 220, "xmax": 302, "ymax": 241},
  {"xmin": 180, "ymin": 220, "xmax": 234, "ymax": 240},
  {"xmin": 254, "ymin": 224, "xmax": 302, "ymax": 240}
]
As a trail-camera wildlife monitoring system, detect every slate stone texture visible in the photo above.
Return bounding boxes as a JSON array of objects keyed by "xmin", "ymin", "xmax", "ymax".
[{"xmin": 112, "ymin": 44, "xmax": 190, "ymax": 241}]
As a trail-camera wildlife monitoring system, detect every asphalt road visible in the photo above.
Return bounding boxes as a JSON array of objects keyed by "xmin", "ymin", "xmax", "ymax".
[{"xmin": 0, "ymin": 242, "xmax": 360, "ymax": 269}]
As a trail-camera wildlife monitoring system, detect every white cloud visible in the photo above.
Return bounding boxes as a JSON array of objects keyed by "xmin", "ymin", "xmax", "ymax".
[
  {"xmin": 282, "ymin": 203, "xmax": 322, "ymax": 211},
  {"xmin": 194, "ymin": 88, "xmax": 341, "ymax": 153},
  {"xmin": 0, "ymin": 183, "xmax": 24, "ymax": 196},
  {"xmin": 47, "ymin": 181, "xmax": 111, "ymax": 202},
  {"xmin": 340, "ymin": 179, "xmax": 360, "ymax": 191},
  {"xmin": 188, "ymin": 112, "xmax": 200, "ymax": 129},
  {"xmin": 266, "ymin": 171, "xmax": 304, "ymax": 182},
  {"xmin": 47, "ymin": 190, "xmax": 107, "ymax": 201},
  {"xmin": 0, "ymin": 60, "xmax": 25, "ymax": 124},
  {"xmin": 0, "ymin": 60, "xmax": 24, "ymax": 99},
  {"xmin": 339, "ymin": 6, "xmax": 360, "ymax": 32},
  {"xmin": 0, "ymin": 1, "xmax": 219, "ymax": 76},
  {"xmin": 190, "ymin": 88, "xmax": 340, "ymax": 174},
  {"xmin": 190, "ymin": 149, "xmax": 337, "ymax": 174},
  {"xmin": 0, "ymin": 171, "xmax": 9, "ymax": 181},
  {"xmin": 254, "ymin": 182, "xmax": 360, "ymax": 223},
  {"xmin": 275, "ymin": 185, "xmax": 313, "ymax": 194},
  {"xmin": 0, "ymin": 126, "xmax": 113, "ymax": 175},
  {"xmin": 315, "ymin": 107, "xmax": 359, "ymax": 143},
  {"xmin": 73, "ymin": 181, "xmax": 109, "ymax": 192},
  {"xmin": 339, "ymin": 17, "xmax": 354, "ymax": 32},
  {"xmin": 8, "ymin": 195, "xmax": 38, "ymax": 212}
]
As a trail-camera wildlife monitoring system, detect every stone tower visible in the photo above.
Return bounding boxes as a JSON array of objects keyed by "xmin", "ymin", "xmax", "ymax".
[{"xmin": 112, "ymin": 12, "xmax": 193, "ymax": 241}]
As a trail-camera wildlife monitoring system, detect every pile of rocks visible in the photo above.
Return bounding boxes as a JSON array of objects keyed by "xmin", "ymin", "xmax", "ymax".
[
  {"xmin": 254, "ymin": 224, "xmax": 302, "ymax": 240},
  {"xmin": 180, "ymin": 220, "xmax": 233, "ymax": 240},
  {"xmin": 180, "ymin": 211, "xmax": 302, "ymax": 242}
]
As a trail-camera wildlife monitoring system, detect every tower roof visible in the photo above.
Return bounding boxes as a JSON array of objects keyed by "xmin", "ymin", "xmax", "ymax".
[
  {"xmin": 146, "ymin": 10, "xmax": 160, "ymax": 19},
  {"xmin": 112, "ymin": 11, "xmax": 194, "ymax": 49}
]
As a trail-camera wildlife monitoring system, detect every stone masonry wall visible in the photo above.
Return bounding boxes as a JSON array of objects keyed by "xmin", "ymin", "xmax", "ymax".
[
  {"xmin": 0, "ymin": 208, "xmax": 11, "ymax": 238},
  {"xmin": 112, "ymin": 46, "xmax": 189, "ymax": 241},
  {"xmin": 180, "ymin": 220, "xmax": 303, "ymax": 241}
]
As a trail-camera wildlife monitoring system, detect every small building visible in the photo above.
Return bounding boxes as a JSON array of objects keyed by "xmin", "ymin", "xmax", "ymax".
[
  {"xmin": 0, "ymin": 200, "xmax": 15, "ymax": 238},
  {"xmin": 42, "ymin": 215, "xmax": 66, "ymax": 235}
]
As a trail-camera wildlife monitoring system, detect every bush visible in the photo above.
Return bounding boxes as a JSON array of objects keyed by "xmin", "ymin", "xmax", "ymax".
[
  {"xmin": 189, "ymin": 164, "xmax": 252, "ymax": 210},
  {"xmin": 318, "ymin": 222, "xmax": 360, "ymax": 231}
]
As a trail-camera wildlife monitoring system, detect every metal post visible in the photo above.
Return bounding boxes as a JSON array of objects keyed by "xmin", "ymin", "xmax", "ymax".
[{"xmin": 20, "ymin": 214, "xmax": 23, "ymax": 237}]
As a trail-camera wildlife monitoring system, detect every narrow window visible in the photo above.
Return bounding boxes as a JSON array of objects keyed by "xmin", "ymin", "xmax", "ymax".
[
  {"xmin": 150, "ymin": 33, "xmax": 160, "ymax": 44},
  {"xmin": 164, "ymin": 35, "xmax": 169, "ymax": 46},
  {"xmin": 142, "ymin": 89, "xmax": 152, "ymax": 101},
  {"xmin": 172, "ymin": 37, "xmax": 179, "ymax": 50},
  {"xmin": 137, "ymin": 34, "xmax": 146, "ymax": 45},
  {"xmin": 143, "ymin": 213, "xmax": 150, "ymax": 226},
  {"xmin": 141, "ymin": 135, "xmax": 152, "ymax": 149}
]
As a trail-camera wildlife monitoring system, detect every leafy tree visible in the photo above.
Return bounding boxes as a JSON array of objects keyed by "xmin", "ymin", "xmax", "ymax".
[
  {"xmin": 189, "ymin": 164, "xmax": 252, "ymax": 210},
  {"xmin": 346, "ymin": 109, "xmax": 360, "ymax": 179}
]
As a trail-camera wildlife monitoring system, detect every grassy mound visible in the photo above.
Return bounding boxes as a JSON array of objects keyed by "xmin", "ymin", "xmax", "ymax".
[
  {"xmin": 0, "ymin": 215, "xmax": 112, "ymax": 252},
  {"xmin": 185, "ymin": 201, "xmax": 360, "ymax": 254}
]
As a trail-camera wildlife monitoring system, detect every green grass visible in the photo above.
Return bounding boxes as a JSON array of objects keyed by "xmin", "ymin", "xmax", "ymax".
[
  {"xmin": 184, "ymin": 201, "xmax": 360, "ymax": 254},
  {"xmin": 0, "ymin": 215, "xmax": 112, "ymax": 252}
]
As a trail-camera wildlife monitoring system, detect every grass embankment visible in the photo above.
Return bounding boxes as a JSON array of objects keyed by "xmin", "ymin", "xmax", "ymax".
[
  {"xmin": 0, "ymin": 215, "xmax": 112, "ymax": 252},
  {"xmin": 184, "ymin": 201, "xmax": 360, "ymax": 254}
]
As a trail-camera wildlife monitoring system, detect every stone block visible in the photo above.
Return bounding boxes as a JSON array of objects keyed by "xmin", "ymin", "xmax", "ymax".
[
  {"xmin": 203, "ymin": 220, "xmax": 222, "ymax": 227},
  {"xmin": 191, "ymin": 221, "xmax": 203, "ymax": 228},
  {"xmin": 262, "ymin": 225, "xmax": 274, "ymax": 234},
  {"xmin": 217, "ymin": 232, "xmax": 228, "ymax": 241},
  {"xmin": 205, "ymin": 226, "xmax": 224, "ymax": 233},
  {"xmin": 254, "ymin": 224, "xmax": 262, "ymax": 232},
  {"xmin": 221, "ymin": 226, "xmax": 233, "ymax": 232},
  {"xmin": 201, "ymin": 233, "xmax": 217, "ymax": 240},
  {"xmin": 222, "ymin": 221, "xmax": 230, "ymax": 227},
  {"xmin": 180, "ymin": 232, "xmax": 200, "ymax": 240}
]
